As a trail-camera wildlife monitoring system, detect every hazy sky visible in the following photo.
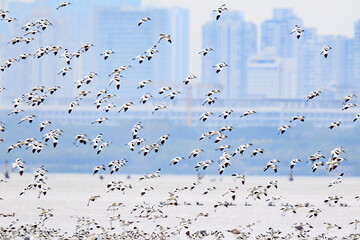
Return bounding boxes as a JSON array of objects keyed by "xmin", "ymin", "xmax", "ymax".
[{"xmin": 144, "ymin": 0, "xmax": 360, "ymax": 74}]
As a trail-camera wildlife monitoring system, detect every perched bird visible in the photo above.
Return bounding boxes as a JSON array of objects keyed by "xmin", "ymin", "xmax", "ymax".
[{"xmin": 138, "ymin": 17, "xmax": 150, "ymax": 26}]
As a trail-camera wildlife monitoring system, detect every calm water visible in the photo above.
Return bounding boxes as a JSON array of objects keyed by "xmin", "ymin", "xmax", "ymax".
[{"xmin": 0, "ymin": 174, "xmax": 359, "ymax": 238}]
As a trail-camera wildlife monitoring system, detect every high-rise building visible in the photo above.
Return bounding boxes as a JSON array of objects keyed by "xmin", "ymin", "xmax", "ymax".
[
  {"xmin": 353, "ymin": 20, "xmax": 360, "ymax": 89},
  {"xmin": 246, "ymin": 47, "xmax": 297, "ymax": 99},
  {"xmin": 201, "ymin": 11, "xmax": 257, "ymax": 99}
]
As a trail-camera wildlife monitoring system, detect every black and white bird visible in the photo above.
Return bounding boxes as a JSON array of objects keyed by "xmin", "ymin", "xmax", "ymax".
[
  {"xmin": 328, "ymin": 173, "xmax": 344, "ymax": 187},
  {"xmin": 158, "ymin": 86, "xmax": 172, "ymax": 94},
  {"xmin": 39, "ymin": 121, "xmax": 51, "ymax": 132},
  {"xmin": 290, "ymin": 115, "xmax": 305, "ymax": 122},
  {"xmin": 152, "ymin": 105, "xmax": 167, "ymax": 114},
  {"xmin": 240, "ymin": 110, "xmax": 256, "ymax": 118},
  {"xmin": 118, "ymin": 102, "xmax": 134, "ymax": 113},
  {"xmin": 91, "ymin": 117, "xmax": 108, "ymax": 124},
  {"xmin": 165, "ymin": 91, "xmax": 181, "ymax": 100},
  {"xmin": 93, "ymin": 165, "xmax": 105, "ymax": 175},
  {"xmin": 18, "ymin": 115, "xmax": 35, "ymax": 124},
  {"xmin": 183, "ymin": 74, "xmax": 197, "ymax": 85},
  {"xmin": 169, "ymin": 157, "xmax": 184, "ymax": 166},
  {"xmin": 306, "ymin": 90, "xmax": 322, "ymax": 101},
  {"xmin": 264, "ymin": 159, "xmax": 280, "ymax": 173},
  {"xmin": 198, "ymin": 48, "xmax": 214, "ymax": 56},
  {"xmin": 278, "ymin": 125, "xmax": 291, "ymax": 135},
  {"xmin": 320, "ymin": 46, "xmax": 332, "ymax": 58},
  {"xmin": 290, "ymin": 159, "xmax": 301, "ymax": 169},
  {"xmin": 189, "ymin": 149, "xmax": 204, "ymax": 158},
  {"xmin": 138, "ymin": 17, "xmax": 151, "ymax": 27},
  {"xmin": 158, "ymin": 34, "xmax": 171, "ymax": 43},
  {"xmin": 199, "ymin": 112, "xmax": 213, "ymax": 122},
  {"xmin": 312, "ymin": 161, "xmax": 324, "ymax": 172},
  {"xmin": 87, "ymin": 195, "xmax": 100, "ymax": 206},
  {"xmin": 213, "ymin": 4, "xmax": 228, "ymax": 20},
  {"xmin": 140, "ymin": 93, "xmax": 153, "ymax": 104},
  {"xmin": 232, "ymin": 143, "xmax": 253, "ymax": 156},
  {"xmin": 202, "ymin": 97, "xmax": 217, "ymax": 106},
  {"xmin": 11, "ymin": 157, "xmax": 26, "ymax": 176},
  {"xmin": 141, "ymin": 187, "xmax": 154, "ymax": 196},
  {"xmin": 328, "ymin": 121, "xmax": 341, "ymax": 129},
  {"xmin": 343, "ymin": 93, "xmax": 356, "ymax": 105},
  {"xmin": 232, "ymin": 173, "xmax": 245, "ymax": 184},
  {"xmin": 219, "ymin": 110, "xmax": 233, "ymax": 119},
  {"xmin": 213, "ymin": 62, "xmax": 228, "ymax": 73},
  {"xmin": 137, "ymin": 80, "xmax": 152, "ymax": 89},
  {"xmin": 132, "ymin": 54, "xmax": 146, "ymax": 64},
  {"xmin": 251, "ymin": 148, "xmax": 264, "ymax": 157},
  {"xmin": 195, "ymin": 160, "xmax": 213, "ymax": 171},
  {"xmin": 100, "ymin": 49, "xmax": 115, "ymax": 60},
  {"xmin": 290, "ymin": 25, "xmax": 305, "ymax": 39},
  {"xmin": 342, "ymin": 103, "xmax": 356, "ymax": 111},
  {"xmin": 56, "ymin": 2, "xmax": 71, "ymax": 10},
  {"xmin": 158, "ymin": 134, "xmax": 170, "ymax": 145},
  {"xmin": 353, "ymin": 113, "xmax": 360, "ymax": 122},
  {"xmin": 58, "ymin": 66, "xmax": 72, "ymax": 76},
  {"xmin": 206, "ymin": 89, "xmax": 221, "ymax": 96},
  {"xmin": 216, "ymin": 145, "xmax": 231, "ymax": 151}
]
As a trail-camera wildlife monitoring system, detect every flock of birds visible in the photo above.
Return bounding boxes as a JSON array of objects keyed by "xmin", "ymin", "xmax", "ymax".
[{"xmin": 0, "ymin": 2, "xmax": 359, "ymax": 240}]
